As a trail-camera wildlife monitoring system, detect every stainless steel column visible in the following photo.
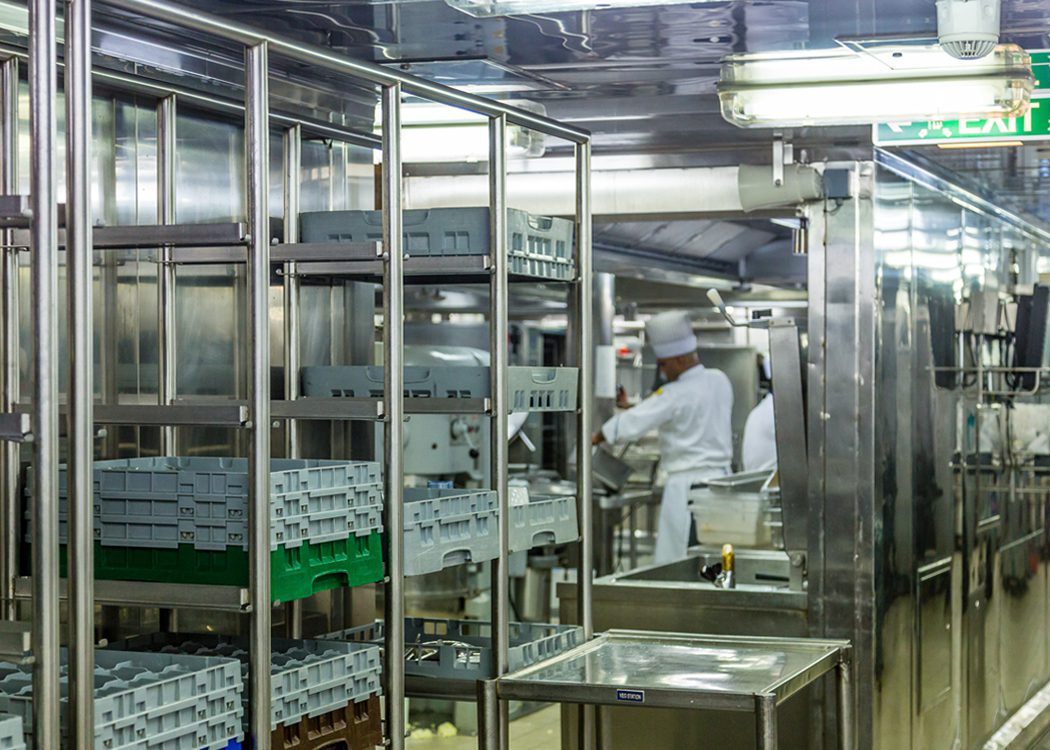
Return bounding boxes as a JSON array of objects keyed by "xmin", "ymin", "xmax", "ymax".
[
  {"xmin": 0, "ymin": 57, "xmax": 19, "ymax": 622},
  {"xmin": 66, "ymin": 0, "xmax": 95, "ymax": 744},
  {"xmin": 594, "ymin": 271, "xmax": 614, "ymax": 575},
  {"xmin": 837, "ymin": 655, "xmax": 855, "ymax": 750},
  {"xmin": 157, "ymin": 94, "xmax": 177, "ymax": 455},
  {"xmin": 594, "ymin": 271, "xmax": 615, "ymax": 426},
  {"xmin": 757, "ymin": 694, "xmax": 778, "ymax": 750},
  {"xmin": 283, "ymin": 124, "xmax": 303, "ymax": 639},
  {"xmin": 488, "ymin": 113, "xmax": 510, "ymax": 750},
  {"xmin": 29, "ymin": 0, "xmax": 60, "ymax": 744},
  {"xmin": 381, "ymin": 82, "xmax": 406, "ymax": 750},
  {"xmin": 245, "ymin": 41, "xmax": 273, "ymax": 750},
  {"xmin": 574, "ymin": 139, "xmax": 595, "ymax": 750},
  {"xmin": 574, "ymin": 141, "xmax": 594, "ymax": 636}
]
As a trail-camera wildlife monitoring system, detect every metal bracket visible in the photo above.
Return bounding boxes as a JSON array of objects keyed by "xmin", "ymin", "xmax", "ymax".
[{"xmin": 771, "ymin": 135, "xmax": 794, "ymax": 188}]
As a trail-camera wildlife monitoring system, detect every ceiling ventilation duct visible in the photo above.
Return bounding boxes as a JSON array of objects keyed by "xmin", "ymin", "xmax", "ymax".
[
  {"xmin": 937, "ymin": 0, "xmax": 1001, "ymax": 60},
  {"xmin": 737, "ymin": 165, "xmax": 824, "ymax": 213}
]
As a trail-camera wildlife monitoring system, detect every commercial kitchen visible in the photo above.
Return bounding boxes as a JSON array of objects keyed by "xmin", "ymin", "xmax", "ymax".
[{"xmin": 2, "ymin": 0, "xmax": 1050, "ymax": 748}]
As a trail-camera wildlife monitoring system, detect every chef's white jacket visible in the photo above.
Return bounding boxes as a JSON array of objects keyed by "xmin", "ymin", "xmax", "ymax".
[
  {"xmin": 600, "ymin": 364, "xmax": 734, "ymax": 474},
  {"xmin": 600, "ymin": 364, "xmax": 734, "ymax": 563}
]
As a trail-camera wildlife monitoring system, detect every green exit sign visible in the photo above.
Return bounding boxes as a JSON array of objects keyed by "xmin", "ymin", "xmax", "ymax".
[
  {"xmin": 875, "ymin": 100, "xmax": 1050, "ymax": 145},
  {"xmin": 875, "ymin": 50, "xmax": 1050, "ymax": 146}
]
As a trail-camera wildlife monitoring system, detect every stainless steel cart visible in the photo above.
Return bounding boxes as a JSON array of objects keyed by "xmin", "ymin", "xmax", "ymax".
[{"xmin": 479, "ymin": 629, "xmax": 854, "ymax": 750}]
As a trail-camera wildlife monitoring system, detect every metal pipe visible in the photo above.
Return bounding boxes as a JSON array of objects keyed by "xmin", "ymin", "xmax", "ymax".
[
  {"xmin": 404, "ymin": 167, "xmax": 743, "ymax": 218},
  {"xmin": 0, "ymin": 57, "xmax": 19, "ymax": 622},
  {"xmin": 837, "ymin": 656, "xmax": 855, "ymax": 750},
  {"xmin": 157, "ymin": 94, "xmax": 177, "ymax": 454},
  {"xmin": 574, "ymin": 138, "xmax": 595, "ymax": 750},
  {"xmin": 283, "ymin": 123, "xmax": 303, "ymax": 639},
  {"xmin": 245, "ymin": 40, "xmax": 273, "ymax": 750},
  {"xmin": 575, "ymin": 141, "xmax": 594, "ymax": 639},
  {"xmin": 597, "ymin": 705, "xmax": 613, "ymax": 750},
  {"xmin": 101, "ymin": 0, "xmax": 589, "ymax": 143},
  {"xmin": 66, "ymin": 0, "xmax": 95, "ymax": 745},
  {"xmin": 477, "ymin": 679, "xmax": 500, "ymax": 750},
  {"xmin": 29, "ymin": 0, "xmax": 61, "ymax": 744},
  {"xmin": 283, "ymin": 124, "xmax": 301, "ymax": 459},
  {"xmin": 593, "ymin": 271, "xmax": 615, "ymax": 575},
  {"xmin": 381, "ymin": 82, "xmax": 406, "ymax": 750},
  {"xmin": 488, "ymin": 113, "xmax": 510, "ymax": 750},
  {"xmin": 757, "ymin": 694, "xmax": 778, "ymax": 750}
]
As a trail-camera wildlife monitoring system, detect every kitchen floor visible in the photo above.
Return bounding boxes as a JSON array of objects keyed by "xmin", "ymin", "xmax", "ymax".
[{"xmin": 407, "ymin": 705, "xmax": 561, "ymax": 750}]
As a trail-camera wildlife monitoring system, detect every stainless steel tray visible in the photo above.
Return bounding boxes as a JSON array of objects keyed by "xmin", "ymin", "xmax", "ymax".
[{"xmin": 494, "ymin": 629, "xmax": 849, "ymax": 711}]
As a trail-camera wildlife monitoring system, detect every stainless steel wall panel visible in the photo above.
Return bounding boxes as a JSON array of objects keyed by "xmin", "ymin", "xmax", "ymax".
[
  {"xmin": 811, "ymin": 162, "xmax": 876, "ymax": 750},
  {"xmin": 838, "ymin": 156, "xmax": 1050, "ymax": 750}
]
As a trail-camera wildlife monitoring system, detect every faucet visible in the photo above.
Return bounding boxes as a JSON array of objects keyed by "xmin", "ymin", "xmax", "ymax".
[{"xmin": 717, "ymin": 543, "xmax": 736, "ymax": 590}]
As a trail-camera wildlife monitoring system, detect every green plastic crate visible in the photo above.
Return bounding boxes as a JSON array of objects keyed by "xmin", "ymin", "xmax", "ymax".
[{"xmin": 46, "ymin": 532, "xmax": 383, "ymax": 604}]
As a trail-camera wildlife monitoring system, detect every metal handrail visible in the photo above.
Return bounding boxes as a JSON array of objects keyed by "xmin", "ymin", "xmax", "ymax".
[{"xmin": 0, "ymin": 44, "xmax": 383, "ymax": 149}]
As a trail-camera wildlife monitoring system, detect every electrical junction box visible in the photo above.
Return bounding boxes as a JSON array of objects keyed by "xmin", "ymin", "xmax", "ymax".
[{"xmin": 823, "ymin": 169, "xmax": 852, "ymax": 201}]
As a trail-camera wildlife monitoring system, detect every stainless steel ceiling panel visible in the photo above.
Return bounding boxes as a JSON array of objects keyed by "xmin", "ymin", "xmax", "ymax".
[{"xmin": 5, "ymin": 0, "xmax": 1043, "ymax": 269}]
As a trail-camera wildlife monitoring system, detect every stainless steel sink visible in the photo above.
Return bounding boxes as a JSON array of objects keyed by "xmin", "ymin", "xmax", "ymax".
[{"xmin": 610, "ymin": 546, "xmax": 797, "ymax": 590}]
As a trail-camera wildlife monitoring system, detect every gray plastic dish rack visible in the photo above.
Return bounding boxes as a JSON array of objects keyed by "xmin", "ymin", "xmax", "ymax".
[
  {"xmin": 0, "ymin": 649, "xmax": 243, "ymax": 750},
  {"xmin": 403, "ymin": 487, "xmax": 499, "ymax": 576},
  {"xmin": 509, "ymin": 492, "xmax": 579, "ymax": 552},
  {"xmin": 107, "ymin": 633, "xmax": 382, "ymax": 732},
  {"xmin": 31, "ymin": 457, "xmax": 383, "ymax": 552},
  {"xmin": 300, "ymin": 207, "xmax": 576, "ymax": 281},
  {"xmin": 302, "ymin": 365, "xmax": 578, "ymax": 413},
  {"xmin": 0, "ymin": 714, "xmax": 23, "ymax": 750},
  {"xmin": 326, "ymin": 618, "xmax": 583, "ymax": 680}
]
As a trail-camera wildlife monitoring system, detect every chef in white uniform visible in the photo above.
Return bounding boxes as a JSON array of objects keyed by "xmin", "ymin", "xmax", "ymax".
[
  {"xmin": 742, "ymin": 357, "xmax": 777, "ymax": 472},
  {"xmin": 592, "ymin": 310, "xmax": 733, "ymax": 563}
]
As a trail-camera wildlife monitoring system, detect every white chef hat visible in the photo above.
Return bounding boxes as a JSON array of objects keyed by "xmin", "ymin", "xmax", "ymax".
[{"xmin": 646, "ymin": 311, "xmax": 697, "ymax": 360}]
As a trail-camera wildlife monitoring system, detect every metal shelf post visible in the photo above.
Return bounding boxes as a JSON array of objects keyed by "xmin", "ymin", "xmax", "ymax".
[
  {"xmin": 245, "ymin": 39, "xmax": 273, "ymax": 750},
  {"xmin": 0, "ymin": 57, "xmax": 19, "ymax": 622},
  {"xmin": 66, "ymin": 0, "xmax": 95, "ymax": 745},
  {"xmin": 575, "ymin": 140, "xmax": 594, "ymax": 639},
  {"xmin": 488, "ymin": 113, "xmax": 510, "ymax": 750},
  {"xmin": 575, "ymin": 139, "xmax": 595, "ymax": 750},
  {"xmin": 283, "ymin": 123, "xmax": 303, "ymax": 639},
  {"xmin": 29, "ymin": 0, "xmax": 61, "ymax": 744},
  {"xmin": 381, "ymin": 81, "xmax": 406, "ymax": 750},
  {"xmin": 157, "ymin": 94, "xmax": 178, "ymax": 454}
]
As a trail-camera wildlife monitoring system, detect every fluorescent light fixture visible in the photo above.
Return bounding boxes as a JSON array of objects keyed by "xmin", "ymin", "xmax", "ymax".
[
  {"xmin": 375, "ymin": 100, "xmax": 546, "ymax": 163},
  {"xmin": 718, "ymin": 43, "xmax": 1033, "ymax": 128},
  {"xmin": 445, "ymin": 0, "xmax": 701, "ymax": 16},
  {"xmin": 936, "ymin": 140, "xmax": 1024, "ymax": 148}
]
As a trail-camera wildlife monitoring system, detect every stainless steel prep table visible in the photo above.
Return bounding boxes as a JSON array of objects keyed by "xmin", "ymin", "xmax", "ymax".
[{"xmin": 478, "ymin": 629, "xmax": 854, "ymax": 750}]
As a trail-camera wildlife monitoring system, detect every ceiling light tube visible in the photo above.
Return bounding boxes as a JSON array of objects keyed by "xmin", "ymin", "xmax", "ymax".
[
  {"xmin": 719, "ymin": 44, "xmax": 1033, "ymax": 128},
  {"xmin": 375, "ymin": 100, "xmax": 547, "ymax": 163},
  {"xmin": 445, "ymin": 0, "xmax": 702, "ymax": 16}
]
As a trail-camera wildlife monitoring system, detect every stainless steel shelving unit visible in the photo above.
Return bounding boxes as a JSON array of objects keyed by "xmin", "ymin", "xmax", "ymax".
[{"xmin": 1, "ymin": 1, "xmax": 593, "ymax": 749}]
